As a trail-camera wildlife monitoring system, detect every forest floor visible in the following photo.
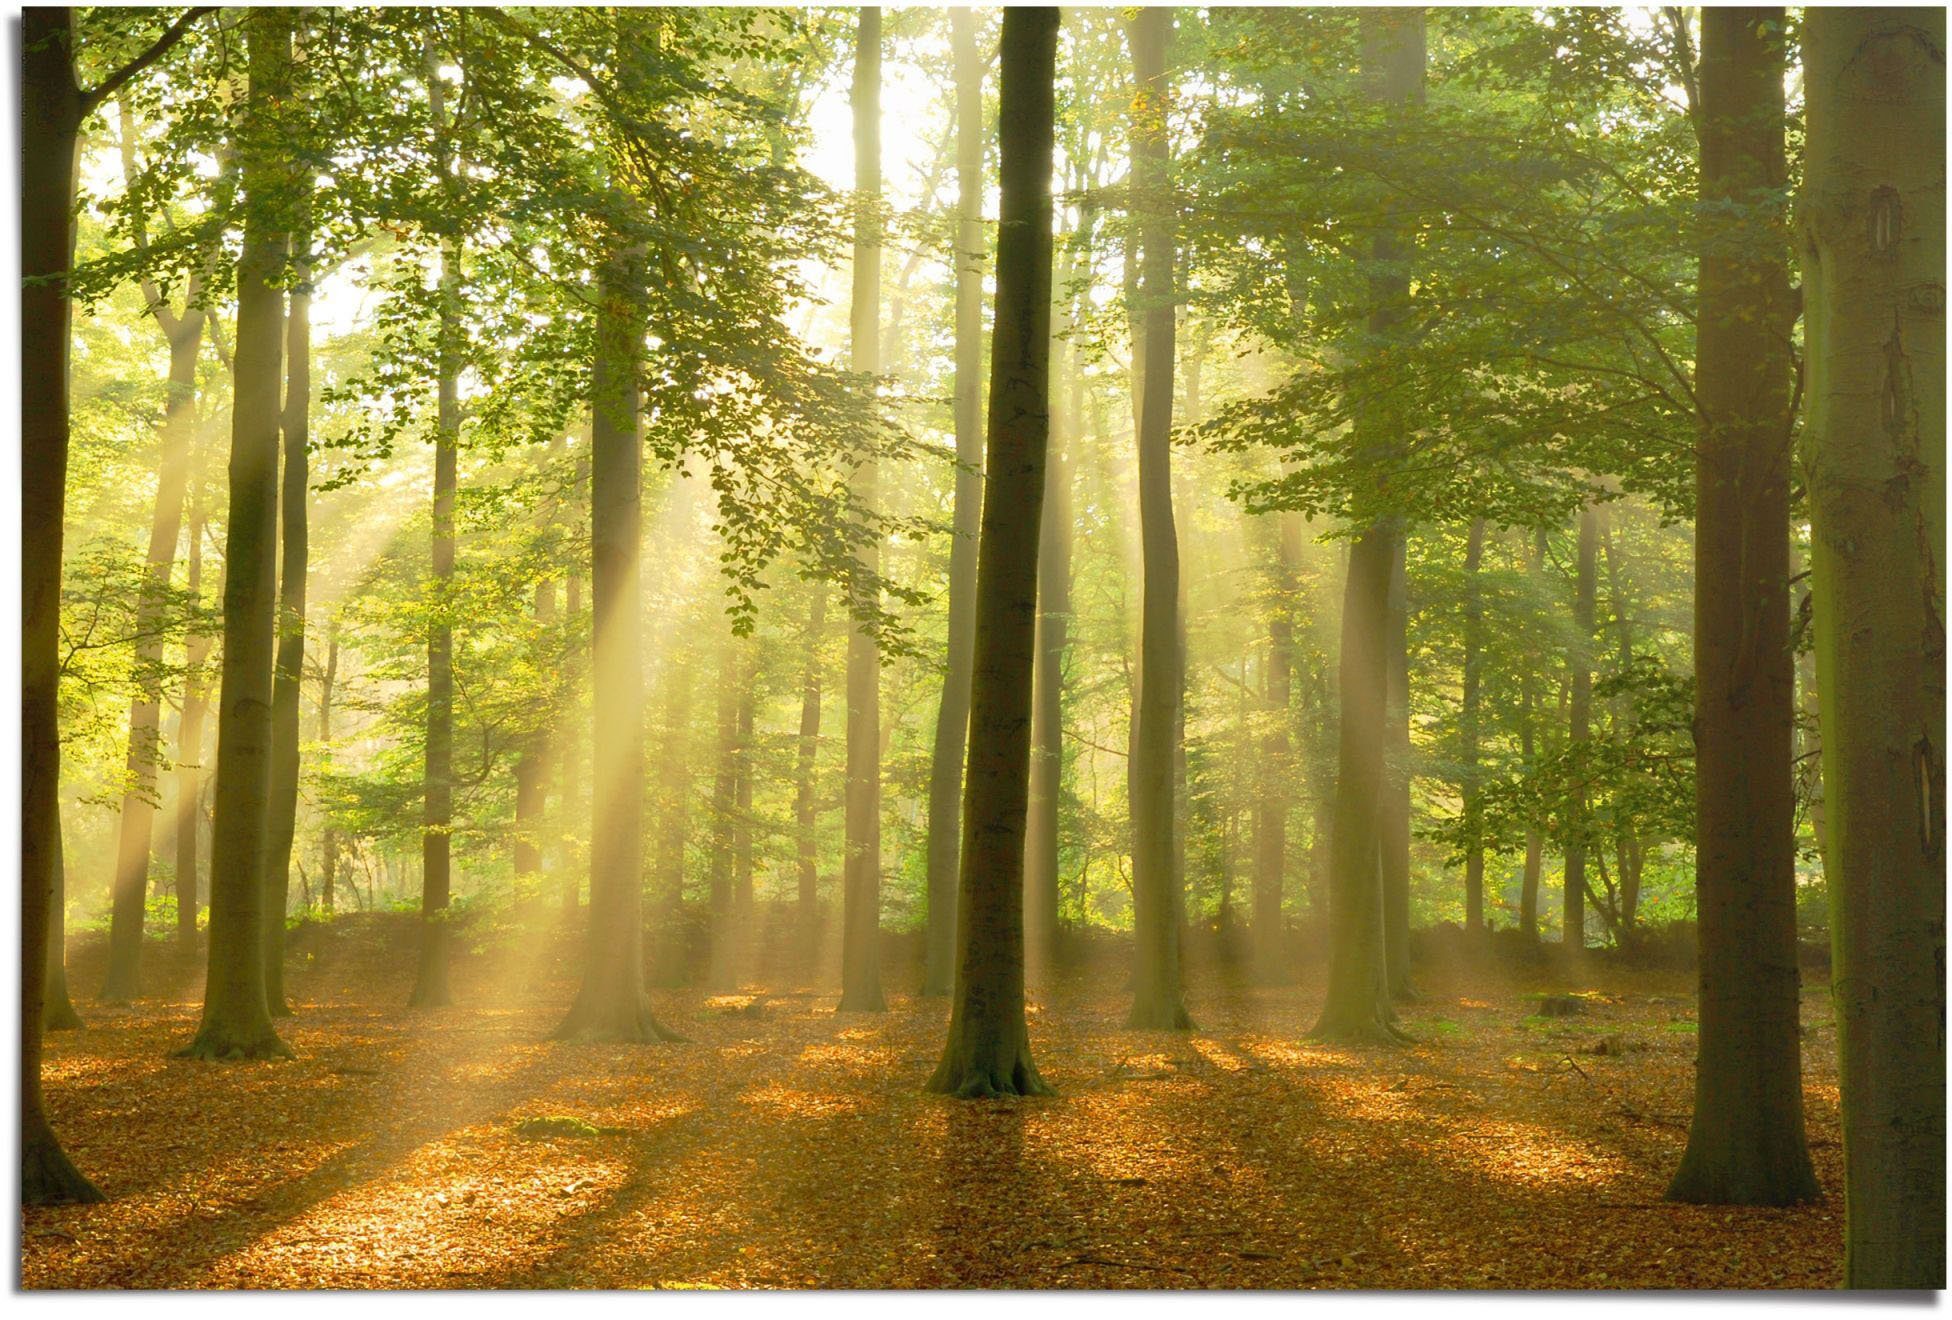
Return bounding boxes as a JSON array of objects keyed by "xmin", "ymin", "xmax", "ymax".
[{"xmin": 24, "ymin": 914, "xmax": 1843, "ymax": 1290}]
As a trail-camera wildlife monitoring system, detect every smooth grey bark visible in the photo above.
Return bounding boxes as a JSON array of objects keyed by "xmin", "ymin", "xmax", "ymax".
[{"xmin": 927, "ymin": 2, "xmax": 1060, "ymax": 1098}]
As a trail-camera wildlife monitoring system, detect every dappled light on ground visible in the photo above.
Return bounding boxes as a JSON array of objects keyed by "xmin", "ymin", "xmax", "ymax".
[{"xmin": 23, "ymin": 919, "xmax": 1843, "ymax": 1289}]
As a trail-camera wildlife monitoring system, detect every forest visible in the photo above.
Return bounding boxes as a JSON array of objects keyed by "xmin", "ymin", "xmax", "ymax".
[{"xmin": 17, "ymin": 2, "xmax": 1946, "ymax": 1293}]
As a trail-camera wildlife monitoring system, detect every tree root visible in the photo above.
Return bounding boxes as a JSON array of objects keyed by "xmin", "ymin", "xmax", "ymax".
[
  {"xmin": 550, "ymin": 993, "xmax": 688, "ymax": 1044},
  {"xmin": 22, "ymin": 1133, "xmax": 104, "ymax": 1207},
  {"xmin": 172, "ymin": 1025, "xmax": 295, "ymax": 1062}
]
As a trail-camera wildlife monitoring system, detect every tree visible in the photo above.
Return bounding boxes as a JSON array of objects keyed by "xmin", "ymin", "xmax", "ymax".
[
  {"xmin": 1563, "ymin": 501, "xmax": 1597, "ymax": 952},
  {"xmin": 178, "ymin": 4, "xmax": 294, "ymax": 1062},
  {"xmin": 1800, "ymin": 5, "xmax": 1946, "ymax": 1287},
  {"xmin": 922, "ymin": 5, "xmax": 988, "ymax": 999},
  {"xmin": 1666, "ymin": 6, "xmax": 1817, "ymax": 1208},
  {"xmin": 1311, "ymin": 6, "xmax": 1422, "ymax": 1045},
  {"xmin": 927, "ymin": 2, "xmax": 1061, "ymax": 1099},
  {"xmin": 264, "ymin": 208, "xmax": 313, "ymax": 1018},
  {"xmin": 1125, "ymin": 4, "xmax": 1193, "ymax": 1032},
  {"xmin": 99, "ymin": 104, "xmax": 213, "ymax": 1005},
  {"xmin": 838, "ymin": 4, "xmax": 888, "ymax": 1014},
  {"xmin": 176, "ymin": 427, "xmax": 214, "ymax": 945},
  {"xmin": 1459, "ymin": 517, "xmax": 1486, "ymax": 935}
]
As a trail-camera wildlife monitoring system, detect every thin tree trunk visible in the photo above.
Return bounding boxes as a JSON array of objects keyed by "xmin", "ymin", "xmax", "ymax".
[
  {"xmin": 559, "ymin": 439, "xmax": 589, "ymax": 916},
  {"xmin": 794, "ymin": 586, "xmax": 825, "ymax": 954},
  {"xmin": 1564, "ymin": 503, "xmax": 1597, "ymax": 954},
  {"xmin": 839, "ymin": 5, "xmax": 887, "ymax": 1013},
  {"xmin": 1312, "ymin": 6, "xmax": 1422, "ymax": 1044},
  {"xmin": 179, "ymin": 6, "xmax": 294, "ymax": 1062},
  {"xmin": 514, "ymin": 576, "xmax": 556, "ymax": 909},
  {"xmin": 1801, "ymin": 5, "xmax": 1946, "ymax": 1287},
  {"xmin": 928, "ymin": 4, "xmax": 1060, "ymax": 1097},
  {"xmin": 318, "ymin": 621, "xmax": 337, "ymax": 915},
  {"xmin": 1252, "ymin": 515, "xmax": 1301, "ymax": 981},
  {"xmin": 709, "ymin": 638, "xmax": 742, "ymax": 993},
  {"xmin": 263, "ymin": 218, "xmax": 311, "ymax": 1017},
  {"xmin": 922, "ymin": 6, "xmax": 986, "ymax": 998},
  {"xmin": 1026, "ymin": 306, "xmax": 1075, "ymax": 981},
  {"xmin": 1126, "ymin": 5, "xmax": 1193, "ymax": 1032},
  {"xmin": 1461, "ymin": 517, "xmax": 1485, "ymax": 935},
  {"xmin": 1519, "ymin": 527, "xmax": 1545, "ymax": 940},
  {"xmin": 651, "ymin": 656, "xmax": 692, "ymax": 987},
  {"xmin": 1382, "ymin": 527, "xmax": 1415, "ymax": 998}
]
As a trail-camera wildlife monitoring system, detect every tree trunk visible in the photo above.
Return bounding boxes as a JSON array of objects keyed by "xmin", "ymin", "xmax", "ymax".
[
  {"xmin": 263, "ymin": 221, "xmax": 311, "ymax": 1017},
  {"xmin": 1667, "ymin": 9, "xmax": 1818, "ymax": 1207},
  {"xmin": 1312, "ymin": 6, "xmax": 1423, "ymax": 1044},
  {"xmin": 1519, "ymin": 527, "xmax": 1545, "ymax": 940},
  {"xmin": 1461, "ymin": 517, "xmax": 1486, "ymax": 935},
  {"xmin": 650, "ymin": 657, "xmax": 692, "ymax": 987},
  {"xmin": 317, "ymin": 621, "xmax": 337, "ymax": 916},
  {"xmin": 1125, "ymin": 5, "xmax": 1193, "ymax": 1033},
  {"xmin": 559, "ymin": 439, "xmax": 589, "ymax": 917},
  {"xmin": 927, "ymin": 3, "xmax": 1060, "ymax": 1097},
  {"xmin": 1382, "ymin": 526, "xmax": 1415, "ymax": 998},
  {"xmin": 554, "ymin": 169, "xmax": 679, "ymax": 1041},
  {"xmin": 1564, "ymin": 503, "xmax": 1597, "ymax": 953},
  {"xmin": 839, "ymin": 5, "xmax": 887, "ymax": 1013},
  {"xmin": 794, "ymin": 586, "xmax": 825, "ymax": 955},
  {"xmin": 1252, "ymin": 515, "xmax": 1301, "ymax": 981},
  {"xmin": 179, "ymin": 7, "xmax": 294, "ymax": 1062},
  {"xmin": 1026, "ymin": 293, "xmax": 1076, "ymax": 982},
  {"xmin": 1801, "ymin": 5, "xmax": 1946, "ymax": 1286},
  {"xmin": 514, "ymin": 572, "xmax": 556, "ymax": 911},
  {"xmin": 100, "ymin": 309, "xmax": 205, "ymax": 1003},
  {"xmin": 709, "ymin": 639, "xmax": 742, "ymax": 992},
  {"xmin": 922, "ymin": 6, "xmax": 987, "ymax": 999}
]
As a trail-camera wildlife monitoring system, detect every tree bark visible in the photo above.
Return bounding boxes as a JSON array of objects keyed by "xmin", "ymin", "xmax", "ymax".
[
  {"xmin": 1312, "ymin": 6, "xmax": 1423, "ymax": 1044},
  {"xmin": 1252, "ymin": 515, "xmax": 1301, "ymax": 981},
  {"xmin": 178, "ymin": 6, "xmax": 294, "ymax": 1062},
  {"xmin": 794, "ymin": 586, "xmax": 825, "ymax": 954},
  {"xmin": 839, "ymin": 5, "xmax": 887, "ymax": 1013},
  {"xmin": 1125, "ymin": 5, "xmax": 1193, "ymax": 1032},
  {"xmin": 317, "ymin": 621, "xmax": 337, "ymax": 915},
  {"xmin": 1801, "ymin": 5, "xmax": 1946, "ymax": 1286},
  {"xmin": 263, "ymin": 220, "xmax": 311, "ymax": 1017},
  {"xmin": 922, "ymin": 6, "xmax": 987, "ymax": 998},
  {"xmin": 650, "ymin": 656, "xmax": 692, "ymax": 987},
  {"xmin": 1519, "ymin": 527, "xmax": 1546, "ymax": 940},
  {"xmin": 927, "ymin": 3, "xmax": 1060, "ymax": 1098},
  {"xmin": 1382, "ymin": 527, "xmax": 1415, "ymax": 998},
  {"xmin": 1564, "ymin": 503, "xmax": 1597, "ymax": 953},
  {"xmin": 559, "ymin": 439, "xmax": 589, "ymax": 917},
  {"xmin": 1460, "ymin": 518, "xmax": 1486, "ymax": 935},
  {"xmin": 709, "ymin": 638, "xmax": 743, "ymax": 993},
  {"xmin": 513, "ymin": 577, "xmax": 555, "ymax": 910}
]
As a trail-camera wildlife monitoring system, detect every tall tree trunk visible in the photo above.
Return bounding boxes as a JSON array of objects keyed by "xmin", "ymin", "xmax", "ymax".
[
  {"xmin": 1252, "ymin": 515, "xmax": 1301, "ymax": 981},
  {"xmin": 794, "ymin": 586, "xmax": 825, "ymax": 954},
  {"xmin": 1519, "ymin": 527, "xmax": 1545, "ymax": 940},
  {"xmin": 838, "ymin": 4, "xmax": 887, "ymax": 1013},
  {"xmin": 100, "ymin": 306, "xmax": 205, "ymax": 1003},
  {"xmin": 263, "ymin": 220, "xmax": 311, "ymax": 1017},
  {"xmin": 513, "ymin": 576, "xmax": 555, "ymax": 907},
  {"xmin": 317, "ymin": 621, "xmax": 337, "ymax": 916},
  {"xmin": 1563, "ymin": 503, "xmax": 1597, "ymax": 953},
  {"xmin": 1667, "ymin": 9, "xmax": 1818, "ymax": 1207},
  {"xmin": 1125, "ymin": 5, "xmax": 1192, "ymax": 1032},
  {"xmin": 179, "ymin": 6, "xmax": 294, "ymax": 1062},
  {"xmin": 922, "ymin": 6, "xmax": 986, "ymax": 998},
  {"xmin": 554, "ymin": 83, "xmax": 679, "ymax": 1039},
  {"xmin": 45, "ymin": 826, "xmax": 84, "ymax": 1032},
  {"xmin": 1312, "ymin": 6, "xmax": 1423, "ymax": 1044},
  {"xmin": 559, "ymin": 439, "xmax": 589, "ymax": 916},
  {"xmin": 709, "ymin": 639, "xmax": 742, "ymax": 992},
  {"xmin": 1801, "ymin": 6, "xmax": 1946, "ymax": 1287},
  {"xmin": 1381, "ymin": 528, "xmax": 1415, "ymax": 998},
  {"xmin": 176, "ymin": 442, "xmax": 211, "ymax": 946},
  {"xmin": 1460, "ymin": 518, "xmax": 1486, "ymax": 935},
  {"xmin": 410, "ymin": 225, "xmax": 461, "ymax": 1009},
  {"xmin": 927, "ymin": 4, "xmax": 1060, "ymax": 1097},
  {"xmin": 650, "ymin": 657, "xmax": 692, "ymax": 987}
]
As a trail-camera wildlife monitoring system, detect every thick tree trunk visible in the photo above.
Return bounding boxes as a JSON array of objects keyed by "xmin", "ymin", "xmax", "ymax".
[
  {"xmin": 100, "ymin": 315, "xmax": 204, "ymax": 1002},
  {"xmin": 794, "ymin": 586, "xmax": 825, "ymax": 954},
  {"xmin": 263, "ymin": 225, "xmax": 311, "ymax": 1017},
  {"xmin": 922, "ymin": 6, "xmax": 987, "ymax": 998},
  {"xmin": 839, "ymin": 5, "xmax": 887, "ymax": 1014},
  {"xmin": 1125, "ymin": 5, "xmax": 1193, "ymax": 1032},
  {"xmin": 1312, "ymin": 7, "xmax": 1423, "ymax": 1044},
  {"xmin": 1801, "ymin": 6, "xmax": 1946, "ymax": 1287},
  {"xmin": 554, "ymin": 210, "xmax": 679, "ymax": 1041},
  {"xmin": 1460, "ymin": 518, "xmax": 1486, "ymax": 935},
  {"xmin": 179, "ymin": 7, "xmax": 294, "ymax": 1062},
  {"xmin": 1667, "ymin": 9, "xmax": 1818, "ymax": 1207},
  {"xmin": 927, "ymin": 4, "xmax": 1060, "ymax": 1098},
  {"xmin": 1563, "ymin": 504, "xmax": 1597, "ymax": 953}
]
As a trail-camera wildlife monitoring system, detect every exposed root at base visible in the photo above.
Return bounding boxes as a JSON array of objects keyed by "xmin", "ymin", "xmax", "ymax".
[
  {"xmin": 22, "ymin": 1138, "xmax": 105, "ymax": 1207},
  {"xmin": 171, "ymin": 1027, "xmax": 296, "ymax": 1062}
]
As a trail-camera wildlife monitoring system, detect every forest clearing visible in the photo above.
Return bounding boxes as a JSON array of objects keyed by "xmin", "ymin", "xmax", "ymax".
[
  {"xmin": 19, "ymin": 3, "xmax": 1942, "ymax": 1295},
  {"xmin": 25, "ymin": 920, "xmax": 1844, "ymax": 1290}
]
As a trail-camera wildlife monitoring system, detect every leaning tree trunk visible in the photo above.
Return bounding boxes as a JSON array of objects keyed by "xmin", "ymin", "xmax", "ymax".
[
  {"xmin": 838, "ymin": 4, "xmax": 887, "ymax": 1013},
  {"xmin": 1125, "ymin": 4, "xmax": 1193, "ymax": 1032},
  {"xmin": 1311, "ymin": 6, "xmax": 1423, "ymax": 1044},
  {"xmin": 553, "ymin": 215, "xmax": 680, "ymax": 1042},
  {"xmin": 100, "ymin": 306, "xmax": 205, "ymax": 1003},
  {"xmin": 1667, "ymin": 9, "xmax": 1819, "ymax": 1207},
  {"xmin": 1563, "ymin": 503, "xmax": 1597, "ymax": 954},
  {"xmin": 410, "ymin": 228, "xmax": 461, "ymax": 1010},
  {"xmin": 1801, "ymin": 5, "xmax": 1946, "ymax": 1287},
  {"xmin": 927, "ymin": 2, "xmax": 1061, "ymax": 1099},
  {"xmin": 1460, "ymin": 517, "xmax": 1486, "ymax": 936},
  {"xmin": 263, "ymin": 221, "xmax": 312, "ymax": 1018},
  {"xmin": 922, "ymin": 5, "xmax": 987, "ymax": 998},
  {"xmin": 179, "ymin": 6, "xmax": 294, "ymax": 1063}
]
